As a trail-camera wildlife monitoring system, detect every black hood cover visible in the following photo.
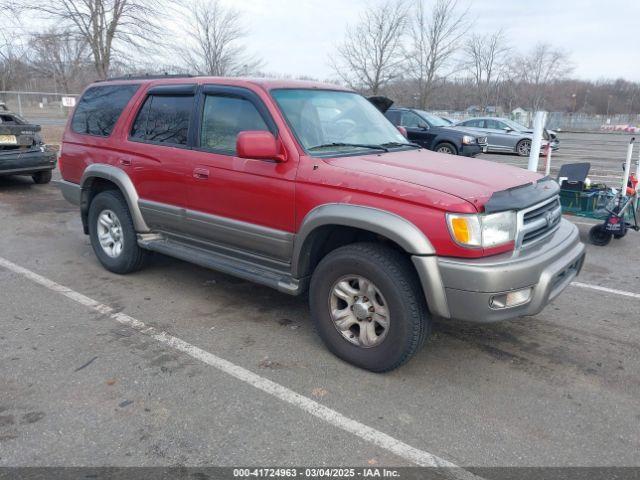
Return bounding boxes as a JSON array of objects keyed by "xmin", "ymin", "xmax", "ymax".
[{"xmin": 484, "ymin": 177, "xmax": 560, "ymax": 213}]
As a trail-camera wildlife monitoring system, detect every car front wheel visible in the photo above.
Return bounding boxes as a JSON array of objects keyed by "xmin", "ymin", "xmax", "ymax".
[
  {"xmin": 435, "ymin": 142, "xmax": 457, "ymax": 155},
  {"xmin": 88, "ymin": 190, "xmax": 147, "ymax": 274},
  {"xmin": 309, "ymin": 243, "xmax": 429, "ymax": 372}
]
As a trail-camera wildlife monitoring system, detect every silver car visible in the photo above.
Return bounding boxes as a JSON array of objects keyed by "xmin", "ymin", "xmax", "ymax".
[{"xmin": 455, "ymin": 117, "xmax": 559, "ymax": 156}]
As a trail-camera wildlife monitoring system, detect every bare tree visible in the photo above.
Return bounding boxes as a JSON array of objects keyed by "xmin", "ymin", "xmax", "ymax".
[
  {"xmin": 463, "ymin": 30, "xmax": 510, "ymax": 111},
  {"xmin": 407, "ymin": 0, "xmax": 469, "ymax": 109},
  {"xmin": 178, "ymin": 0, "xmax": 263, "ymax": 76},
  {"xmin": 330, "ymin": 0, "xmax": 408, "ymax": 95},
  {"xmin": 13, "ymin": 0, "xmax": 163, "ymax": 79},
  {"xmin": 0, "ymin": 30, "xmax": 29, "ymax": 91},
  {"xmin": 510, "ymin": 43, "xmax": 573, "ymax": 111},
  {"xmin": 29, "ymin": 29, "xmax": 89, "ymax": 92}
]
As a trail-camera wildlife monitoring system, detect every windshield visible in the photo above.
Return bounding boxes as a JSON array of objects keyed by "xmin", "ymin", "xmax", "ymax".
[
  {"xmin": 502, "ymin": 118, "xmax": 529, "ymax": 131},
  {"xmin": 271, "ymin": 89, "xmax": 407, "ymax": 155},
  {"xmin": 415, "ymin": 110, "xmax": 450, "ymax": 127}
]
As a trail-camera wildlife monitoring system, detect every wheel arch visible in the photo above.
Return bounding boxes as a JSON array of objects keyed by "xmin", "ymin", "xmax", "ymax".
[
  {"xmin": 80, "ymin": 164, "xmax": 149, "ymax": 234},
  {"xmin": 291, "ymin": 204, "xmax": 435, "ymax": 279}
]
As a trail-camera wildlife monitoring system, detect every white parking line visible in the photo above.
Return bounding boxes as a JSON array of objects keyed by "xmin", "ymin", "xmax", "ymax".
[
  {"xmin": 571, "ymin": 282, "xmax": 640, "ymax": 300},
  {"xmin": 0, "ymin": 255, "xmax": 479, "ymax": 478}
]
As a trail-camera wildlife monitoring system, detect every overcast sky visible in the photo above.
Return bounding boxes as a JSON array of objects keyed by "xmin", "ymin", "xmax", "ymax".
[{"xmin": 214, "ymin": 0, "xmax": 640, "ymax": 82}]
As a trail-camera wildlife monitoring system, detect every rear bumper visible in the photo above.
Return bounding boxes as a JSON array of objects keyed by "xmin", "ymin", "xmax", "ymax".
[
  {"xmin": 59, "ymin": 179, "xmax": 81, "ymax": 205},
  {"xmin": 413, "ymin": 219, "xmax": 586, "ymax": 322},
  {"xmin": 0, "ymin": 147, "xmax": 56, "ymax": 176}
]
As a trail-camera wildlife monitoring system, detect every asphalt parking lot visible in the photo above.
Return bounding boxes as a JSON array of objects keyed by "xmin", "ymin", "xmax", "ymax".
[{"xmin": 1, "ymin": 133, "xmax": 639, "ymax": 472}]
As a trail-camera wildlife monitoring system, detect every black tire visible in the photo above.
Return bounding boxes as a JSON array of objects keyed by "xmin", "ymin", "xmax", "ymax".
[
  {"xmin": 309, "ymin": 243, "xmax": 429, "ymax": 372},
  {"xmin": 589, "ymin": 224, "xmax": 612, "ymax": 246},
  {"xmin": 88, "ymin": 190, "xmax": 147, "ymax": 274},
  {"xmin": 32, "ymin": 170, "xmax": 52, "ymax": 184},
  {"xmin": 434, "ymin": 142, "xmax": 457, "ymax": 155},
  {"xmin": 516, "ymin": 139, "xmax": 531, "ymax": 157}
]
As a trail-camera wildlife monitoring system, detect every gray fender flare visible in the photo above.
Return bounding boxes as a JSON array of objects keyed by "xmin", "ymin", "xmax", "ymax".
[
  {"xmin": 291, "ymin": 203, "xmax": 449, "ymax": 318},
  {"xmin": 80, "ymin": 164, "xmax": 150, "ymax": 233},
  {"xmin": 292, "ymin": 203, "xmax": 435, "ymax": 278},
  {"xmin": 291, "ymin": 204, "xmax": 449, "ymax": 318}
]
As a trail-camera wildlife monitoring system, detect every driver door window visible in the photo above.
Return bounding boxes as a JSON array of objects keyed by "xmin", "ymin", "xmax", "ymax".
[
  {"xmin": 401, "ymin": 112, "xmax": 426, "ymax": 129},
  {"xmin": 200, "ymin": 95, "xmax": 269, "ymax": 155}
]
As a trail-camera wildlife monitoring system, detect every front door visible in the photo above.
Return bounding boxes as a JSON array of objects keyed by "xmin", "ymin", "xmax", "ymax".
[
  {"xmin": 400, "ymin": 111, "xmax": 436, "ymax": 149},
  {"xmin": 182, "ymin": 85, "xmax": 297, "ymax": 263}
]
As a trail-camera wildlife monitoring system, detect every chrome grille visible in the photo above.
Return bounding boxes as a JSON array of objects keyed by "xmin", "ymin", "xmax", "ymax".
[
  {"xmin": 516, "ymin": 196, "xmax": 562, "ymax": 248},
  {"xmin": 477, "ymin": 136, "xmax": 488, "ymax": 145}
]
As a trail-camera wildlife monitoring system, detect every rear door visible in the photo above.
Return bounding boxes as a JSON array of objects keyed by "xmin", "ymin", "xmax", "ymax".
[
  {"xmin": 124, "ymin": 84, "xmax": 197, "ymax": 232},
  {"xmin": 483, "ymin": 119, "xmax": 515, "ymax": 151},
  {"xmin": 181, "ymin": 85, "xmax": 297, "ymax": 263}
]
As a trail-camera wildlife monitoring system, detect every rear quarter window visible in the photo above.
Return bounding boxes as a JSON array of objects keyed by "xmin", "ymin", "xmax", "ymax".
[{"xmin": 71, "ymin": 84, "xmax": 140, "ymax": 137}]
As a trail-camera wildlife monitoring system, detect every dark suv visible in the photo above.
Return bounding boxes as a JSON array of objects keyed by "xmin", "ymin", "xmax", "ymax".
[{"xmin": 385, "ymin": 107, "xmax": 487, "ymax": 156}]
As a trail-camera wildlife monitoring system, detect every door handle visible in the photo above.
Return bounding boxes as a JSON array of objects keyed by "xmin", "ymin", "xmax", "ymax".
[
  {"xmin": 193, "ymin": 168, "xmax": 209, "ymax": 180},
  {"xmin": 119, "ymin": 158, "xmax": 132, "ymax": 167}
]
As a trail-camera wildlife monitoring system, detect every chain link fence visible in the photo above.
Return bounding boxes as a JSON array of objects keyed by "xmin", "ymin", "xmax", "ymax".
[
  {"xmin": 0, "ymin": 91, "xmax": 78, "ymax": 125},
  {"xmin": 432, "ymin": 109, "xmax": 640, "ymax": 133}
]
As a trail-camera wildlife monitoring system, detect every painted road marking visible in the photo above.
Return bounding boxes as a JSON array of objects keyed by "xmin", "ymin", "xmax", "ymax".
[
  {"xmin": 0, "ymin": 255, "xmax": 479, "ymax": 478},
  {"xmin": 571, "ymin": 282, "xmax": 640, "ymax": 300}
]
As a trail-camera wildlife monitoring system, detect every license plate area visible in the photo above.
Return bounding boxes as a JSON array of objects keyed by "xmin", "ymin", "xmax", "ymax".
[{"xmin": 0, "ymin": 135, "xmax": 17, "ymax": 145}]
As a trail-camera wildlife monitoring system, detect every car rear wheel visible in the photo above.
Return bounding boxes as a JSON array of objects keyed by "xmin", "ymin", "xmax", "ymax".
[
  {"xmin": 88, "ymin": 190, "xmax": 147, "ymax": 274},
  {"xmin": 435, "ymin": 142, "xmax": 457, "ymax": 155},
  {"xmin": 32, "ymin": 170, "xmax": 52, "ymax": 184},
  {"xmin": 516, "ymin": 139, "xmax": 531, "ymax": 157},
  {"xmin": 309, "ymin": 243, "xmax": 429, "ymax": 372}
]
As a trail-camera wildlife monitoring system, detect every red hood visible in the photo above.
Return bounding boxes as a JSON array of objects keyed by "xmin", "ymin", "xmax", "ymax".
[{"xmin": 324, "ymin": 149, "xmax": 542, "ymax": 207}]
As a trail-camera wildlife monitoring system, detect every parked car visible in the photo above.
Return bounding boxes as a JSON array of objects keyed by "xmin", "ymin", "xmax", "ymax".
[
  {"xmin": 58, "ymin": 77, "xmax": 585, "ymax": 372},
  {"xmin": 455, "ymin": 117, "xmax": 559, "ymax": 156},
  {"xmin": 382, "ymin": 106, "xmax": 488, "ymax": 156},
  {"xmin": 0, "ymin": 107, "xmax": 56, "ymax": 184}
]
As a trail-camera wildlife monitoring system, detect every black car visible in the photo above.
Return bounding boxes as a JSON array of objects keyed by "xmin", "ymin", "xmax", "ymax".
[
  {"xmin": 0, "ymin": 108, "xmax": 56, "ymax": 184},
  {"xmin": 381, "ymin": 105, "xmax": 487, "ymax": 156}
]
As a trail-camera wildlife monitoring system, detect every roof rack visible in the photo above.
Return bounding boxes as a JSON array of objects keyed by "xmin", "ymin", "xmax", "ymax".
[{"xmin": 97, "ymin": 73, "xmax": 195, "ymax": 82}]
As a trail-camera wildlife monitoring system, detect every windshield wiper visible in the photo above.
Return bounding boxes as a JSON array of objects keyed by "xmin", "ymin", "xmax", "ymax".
[
  {"xmin": 380, "ymin": 141, "xmax": 421, "ymax": 149},
  {"xmin": 308, "ymin": 142, "xmax": 389, "ymax": 152}
]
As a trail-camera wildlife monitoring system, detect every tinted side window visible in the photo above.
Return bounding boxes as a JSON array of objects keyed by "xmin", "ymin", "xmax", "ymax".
[
  {"xmin": 72, "ymin": 84, "xmax": 139, "ymax": 136},
  {"xmin": 385, "ymin": 111, "xmax": 401, "ymax": 125},
  {"xmin": 464, "ymin": 119, "xmax": 483, "ymax": 128},
  {"xmin": 485, "ymin": 119, "xmax": 505, "ymax": 130},
  {"xmin": 131, "ymin": 95, "xmax": 194, "ymax": 146},
  {"xmin": 401, "ymin": 111, "xmax": 425, "ymax": 128},
  {"xmin": 200, "ymin": 95, "xmax": 269, "ymax": 154}
]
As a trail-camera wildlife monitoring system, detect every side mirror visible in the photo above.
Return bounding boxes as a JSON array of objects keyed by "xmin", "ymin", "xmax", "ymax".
[
  {"xmin": 418, "ymin": 122, "xmax": 429, "ymax": 130},
  {"xmin": 504, "ymin": 127, "xmax": 514, "ymax": 133},
  {"xmin": 397, "ymin": 126, "xmax": 408, "ymax": 138},
  {"xmin": 237, "ymin": 131, "xmax": 285, "ymax": 162}
]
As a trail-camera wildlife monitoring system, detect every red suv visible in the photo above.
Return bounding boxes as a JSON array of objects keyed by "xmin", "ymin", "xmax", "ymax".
[{"xmin": 59, "ymin": 76, "xmax": 586, "ymax": 372}]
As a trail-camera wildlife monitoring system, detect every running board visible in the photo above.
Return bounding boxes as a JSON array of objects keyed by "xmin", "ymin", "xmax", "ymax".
[{"xmin": 138, "ymin": 236, "xmax": 305, "ymax": 296}]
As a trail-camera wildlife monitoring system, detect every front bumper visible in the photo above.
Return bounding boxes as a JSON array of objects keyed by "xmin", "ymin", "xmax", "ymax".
[
  {"xmin": 413, "ymin": 219, "xmax": 585, "ymax": 322},
  {"xmin": 0, "ymin": 147, "xmax": 57, "ymax": 176},
  {"xmin": 460, "ymin": 144, "xmax": 484, "ymax": 157}
]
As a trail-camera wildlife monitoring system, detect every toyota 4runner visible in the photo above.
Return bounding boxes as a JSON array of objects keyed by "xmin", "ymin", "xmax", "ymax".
[{"xmin": 58, "ymin": 77, "xmax": 586, "ymax": 372}]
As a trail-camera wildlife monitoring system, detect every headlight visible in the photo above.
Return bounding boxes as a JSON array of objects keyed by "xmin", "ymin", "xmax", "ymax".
[
  {"xmin": 447, "ymin": 211, "xmax": 516, "ymax": 248},
  {"xmin": 461, "ymin": 135, "xmax": 476, "ymax": 145}
]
